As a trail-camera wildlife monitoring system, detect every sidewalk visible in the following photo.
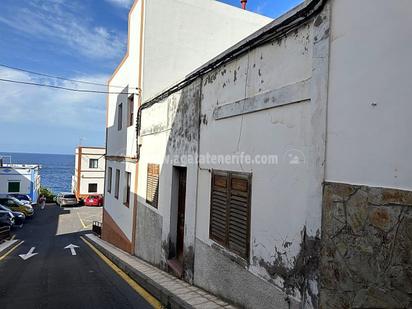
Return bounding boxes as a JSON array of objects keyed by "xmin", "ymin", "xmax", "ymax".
[{"xmin": 84, "ymin": 234, "xmax": 236, "ymax": 309}]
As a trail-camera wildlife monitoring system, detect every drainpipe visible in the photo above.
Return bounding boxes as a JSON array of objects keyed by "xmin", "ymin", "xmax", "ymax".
[
  {"xmin": 76, "ymin": 147, "xmax": 82, "ymax": 200},
  {"xmin": 241, "ymin": 0, "xmax": 247, "ymax": 10}
]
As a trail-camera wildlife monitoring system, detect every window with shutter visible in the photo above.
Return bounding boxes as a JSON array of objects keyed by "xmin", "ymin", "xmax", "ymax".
[
  {"xmin": 146, "ymin": 163, "xmax": 159, "ymax": 208},
  {"xmin": 107, "ymin": 167, "xmax": 112, "ymax": 193},
  {"xmin": 115, "ymin": 169, "xmax": 120, "ymax": 199},
  {"xmin": 124, "ymin": 172, "xmax": 131, "ymax": 207},
  {"xmin": 209, "ymin": 170, "xmax": 251, "ymax": 260}
]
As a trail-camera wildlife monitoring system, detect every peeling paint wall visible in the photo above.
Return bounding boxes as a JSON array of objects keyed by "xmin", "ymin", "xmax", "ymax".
[
  {"xmin": 136, "ymin": 79, "xmax": 202, "ymax": 282},
  {"xmin": 194, "ymin": 4, "xmax": 331, "ymax": 308},
  {"xmin": 321, "ymin": 182, "xmax": 412, "ymax": 308},
  {"xmin": 105, "ymin": 0, "xmax": 271, "ymax": 255}
]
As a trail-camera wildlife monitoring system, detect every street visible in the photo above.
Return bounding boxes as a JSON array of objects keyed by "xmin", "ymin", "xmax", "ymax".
[{"xmin": 0, "ymin": 204, "xmax": 154, "ymax": 309}]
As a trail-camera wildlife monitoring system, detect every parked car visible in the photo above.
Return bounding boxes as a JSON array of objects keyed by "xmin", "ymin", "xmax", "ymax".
[
  {"xmin": 56, "ymin": 193, "xmax": 78, "ymax": 207},
  {"xmin": 0, "ymin": 195, "xmax": 34, "ymax": 217},
  {"xmin": 0, "ymin": 211, "xmax": 14, "ymax": 228},
  {"xmin": 8, "ymin": 194, "xmax": 33, "ymax": 205},
  {"xmin": 0, "ymin": 205, "xmax": 25, "ymax": 227},
  {"xmin": 84, "ymin": 195, "xmax": 104, "ymax": 207}
]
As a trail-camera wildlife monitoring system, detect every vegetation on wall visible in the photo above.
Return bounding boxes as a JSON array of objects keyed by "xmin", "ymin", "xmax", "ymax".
[{"xmin": 39, "ymin": 186, "xmax": 56, "ymax": 203}]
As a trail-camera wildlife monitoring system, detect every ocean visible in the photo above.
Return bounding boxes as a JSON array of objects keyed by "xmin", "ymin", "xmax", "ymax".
[{"xmin": 0, "ymin": 152, "xmax": 74, "ymax": 194}]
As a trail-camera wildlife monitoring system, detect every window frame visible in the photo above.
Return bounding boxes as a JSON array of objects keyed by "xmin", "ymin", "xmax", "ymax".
[
  {"xmin": 89, "ymin": 158, "xmax": 99, "ymax": 169},
  {"xmin": 124, "ymin": 172, "xmax": 131, "ymax": 207},
  {"xmin": 114, "ymin": 169, "xmax": 120, "ymax": 199},
  {"xmin": 8, "ymin": 181, "xmax": 20, "ymax": 193},
  {"xmin": 209, "ymin": 170, "xmax": 252, "ymax": 261},
  {"xmin": 88, "ymin": 183, "xmax": 98, "ymax": 193},
  {"xmin": 146, "ymin": 163, "xmax": 159, "ymax": 209},
  {"xmin": 127, "ymin": 95, "xmax": 134, "ymax": 127},
  {"xmin": 118, "ymin": 103, "xmax": 123, "ymax": 131},
  {"xmin": 107, "ymin": 167, "xmax": 112, "ymax": 193}
]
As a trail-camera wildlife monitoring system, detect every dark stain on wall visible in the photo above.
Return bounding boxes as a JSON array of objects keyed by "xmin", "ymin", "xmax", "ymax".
[
  {"xmin": 201, "ymin": 114, "xmax": 208, "ymax": 126},
  {"xmin": 254, "ymin": 227, "xmax": 321, "ymax": 308},
  {"xmin": 321, "ymin": 182, "xmax": 412, "ymax": 309},
  {"xmin": 183, "ymin": 245, "xmax": 195, "ymax": 284},
  {"xmin": 314, "ymin": 15, "xmax": 323, "ymax": 27}
]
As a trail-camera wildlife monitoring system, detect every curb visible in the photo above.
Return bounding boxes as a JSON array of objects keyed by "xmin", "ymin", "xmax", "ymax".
[{"xmin": 85, "ymin": 234, "xmax": 194, "ymax": 309}]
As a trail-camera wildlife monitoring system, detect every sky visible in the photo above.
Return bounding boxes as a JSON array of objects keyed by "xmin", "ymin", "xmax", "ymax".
[{"xmin": 0, "ymin": 0, "xmax": 303, "ymax": 155}]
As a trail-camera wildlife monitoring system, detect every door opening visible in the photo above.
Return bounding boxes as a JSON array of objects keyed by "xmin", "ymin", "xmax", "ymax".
[
  {"xmin": 176, "ymin": 166, "xmax": 186, "ymax": 263},
  {"xmin": 167, "ymin": 166, "xmax": 187, "ymax": 277}
]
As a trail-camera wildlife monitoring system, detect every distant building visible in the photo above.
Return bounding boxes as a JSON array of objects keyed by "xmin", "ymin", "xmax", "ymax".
[
  {"xmin": 0, "ymin": 158, "xmax": 40, "ymax": 203},
  {"xmin": 72, "ymin": 147, "xmax": 105, "ymax": 199}
]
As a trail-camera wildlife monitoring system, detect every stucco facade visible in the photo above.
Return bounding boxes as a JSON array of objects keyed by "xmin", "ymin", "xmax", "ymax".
[
  {"xmin": 104, "ymin": 0, "xmax": 271, "ymax": 253},
  {"xmin": 104, "ymin": 0, "xmax": 412, "ymax": 308},
  {"xmin": 72, "ymin": 146, "xmax": 105, "ymax": 199}
]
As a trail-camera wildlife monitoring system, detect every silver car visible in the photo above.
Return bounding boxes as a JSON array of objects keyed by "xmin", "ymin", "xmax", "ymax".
[{"xmin": 56, "ymin": 193, "xmax": 78, "ymax": 207}]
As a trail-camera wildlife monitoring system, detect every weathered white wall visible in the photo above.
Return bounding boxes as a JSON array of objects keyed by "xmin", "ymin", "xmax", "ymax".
[
  {"xmin": 105, "ymin": 0, "xmax": 272, "ymax": 255},
  {"xmin": 0, "ymin": 166, "xmax": 34, "ymax": 195},
  {"xmin": 136, "ymin": 81, "xmax": 201, "ymax": 280},
  {"xmin": 78, "ymin": 148, "xmax": 105, "ymax": 195},
  {"xmin": 198, "ymin": 25, "xmax": 313, "ymax": 263},
  {"xmin": 142, "ymin": 0, "xmax": 271, "ymax": 101},
  {"xmin": 326, "ymin": 0, "xmax": 412, "ymax": 190},
  {"xmin": 194, "ymin": 6, "xmax": 331, "ymax": 305}
]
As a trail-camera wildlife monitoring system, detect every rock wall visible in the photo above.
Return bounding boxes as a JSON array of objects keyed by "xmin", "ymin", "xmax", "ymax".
[{"xmin": 321, "ymin": 182, "xmax": 412, "ymax": 308}]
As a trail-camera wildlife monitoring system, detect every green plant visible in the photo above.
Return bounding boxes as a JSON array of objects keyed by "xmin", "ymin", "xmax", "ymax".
[{"xmin": 39, "ymin": 186, "xmax": 56, "ymax": 203}]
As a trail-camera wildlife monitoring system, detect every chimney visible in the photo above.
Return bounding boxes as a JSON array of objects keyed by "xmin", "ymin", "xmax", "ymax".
[{"xmin": 241, "ymin": 0, "xmax": 247, "ymax": 10}]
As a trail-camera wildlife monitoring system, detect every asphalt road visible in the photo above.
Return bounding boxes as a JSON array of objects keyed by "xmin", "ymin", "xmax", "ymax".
[{"xmin": 0, "ymin": 203, "xmax": 153, "ymax": 309}]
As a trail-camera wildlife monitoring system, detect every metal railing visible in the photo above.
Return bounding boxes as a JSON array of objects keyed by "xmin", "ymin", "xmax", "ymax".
[
  {"xmin": 0, "ymin": 226, "xmax": 11, "ymax": 242},
  {"xmin": 92, "ymin": 221, "xmax": 102, "ymax": 237}
]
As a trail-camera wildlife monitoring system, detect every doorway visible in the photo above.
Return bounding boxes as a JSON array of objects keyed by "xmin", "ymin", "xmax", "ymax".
[
  {"xmin": 176, "ymin": 166, "xmax": 186, "ymax": 263},
  {"xmin": 168, "ymin": 166, "xmax": 187, "ymax": 277}
]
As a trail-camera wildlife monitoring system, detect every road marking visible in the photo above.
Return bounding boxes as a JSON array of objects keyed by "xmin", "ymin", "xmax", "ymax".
[
  {"xmin": 80, "ymin": 236, "xmax": 163, "ymax": 309},
  {"xmin": 0, "ymin": 240, "xmax": 24, "ymax": 261},
  {"xmin": 64, "ymin": 244, "xmax": 79, "ymax": 256},
  {"xmin": 77, "ymin": 212, "xmax": 88, "ymax": 229},
  {"xmin": 19, "ymin": 247, "xmax": 38, "ymax": 260}
]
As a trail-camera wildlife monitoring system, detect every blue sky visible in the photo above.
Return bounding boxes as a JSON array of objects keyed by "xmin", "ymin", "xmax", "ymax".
[{"xmin": 0, "ymin": 0, "xmax": 302, "ymax": 155}]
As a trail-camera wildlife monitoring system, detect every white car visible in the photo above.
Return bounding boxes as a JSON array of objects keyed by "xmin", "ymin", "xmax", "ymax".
[{"xmin": 56, "ymin": 193, "xmax": 78, "ymax": 207}]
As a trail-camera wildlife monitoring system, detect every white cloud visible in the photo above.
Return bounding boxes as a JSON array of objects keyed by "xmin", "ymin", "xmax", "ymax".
[
  {"xmin": 0, "ymin": 0, "xmax": 126, "ymax": 61},
  {"xmin": 105, "ymin": 0, "xmax": 134, "ymax": 9},
  {"xmin": 0, "ymin": 68, "xmax": 107, "ymax": 132}
]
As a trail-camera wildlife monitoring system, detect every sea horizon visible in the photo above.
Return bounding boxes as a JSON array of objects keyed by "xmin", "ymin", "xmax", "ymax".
[{"xmin": 0, "ymin": 152, "xmax": 75, "ymax": 193}]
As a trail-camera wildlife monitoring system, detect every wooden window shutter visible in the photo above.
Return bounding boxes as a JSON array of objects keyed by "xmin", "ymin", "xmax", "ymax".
[
  {"xmin": 146, "ymin": 163, "xmax": 159, "ymax": 208},
  {"xmin": 210, "ymin": 171, "xmax": 229, "ymax": 245},
  {"xmin": 210, "ymin": 170, "xmax": 251, "ymax": 260},
  {"xmin": 228, "ymin": 173, "xmax": 251, "ymax": 259}
]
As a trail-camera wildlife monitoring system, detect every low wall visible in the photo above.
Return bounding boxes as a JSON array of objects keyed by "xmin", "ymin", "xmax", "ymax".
[{"xmin": 321, "ymin": 182, "xmax": 412, "ymax": 308}]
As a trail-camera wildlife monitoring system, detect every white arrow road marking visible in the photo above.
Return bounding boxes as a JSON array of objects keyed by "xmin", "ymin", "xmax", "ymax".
[
  {"xmin": 19, "ymin": 247, "xmax": 38, "ymax": 260},
  {"xmin": 64, "ymin": 244, "xmax": 79, "ymax": 256}
]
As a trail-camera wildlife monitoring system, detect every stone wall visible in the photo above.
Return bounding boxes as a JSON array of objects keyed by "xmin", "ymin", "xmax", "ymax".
[{"xmin": 321, "ymin": 182, "xmax": 412, "ymax": 308}]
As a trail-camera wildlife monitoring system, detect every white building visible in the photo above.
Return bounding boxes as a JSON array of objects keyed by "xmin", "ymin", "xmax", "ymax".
[
  {"xmin": 103, "ymin": 0, "xmax": 271, "ymax": 253},
  {"xmin": 0, "ymin": 160, "xmax": 40, "ymax": 203},
  {"xmin": 72, "ymin": 146, "xmax": 105, "ymax": 199},
  {"xmin": 104, "ymin": 0, "xmax": 412, "ymax": 308}
]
